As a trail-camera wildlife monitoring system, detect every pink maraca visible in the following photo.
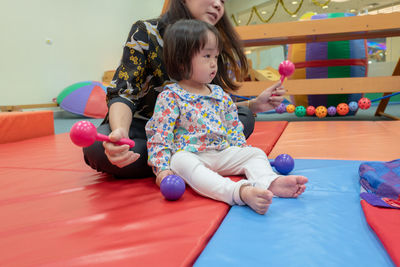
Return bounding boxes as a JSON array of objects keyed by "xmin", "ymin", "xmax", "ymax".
[
  {"xmin": 70, "ymin": 121, "xmax": 135, "ymax": 148},
  {"xmin": 278, "ymin": 60, "xmax": 295, "ymax": 83}
]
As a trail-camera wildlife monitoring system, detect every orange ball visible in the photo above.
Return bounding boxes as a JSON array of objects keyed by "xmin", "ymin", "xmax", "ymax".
[
  {"xmin": 315, "ymin": 106, "xmax": 327, "ymax": 118},
  {"xmin": 286, "ymin": 104, "xmax": 295, "ymax": 113},
  {"xmin": 336, "ymin": 103, "xmax": 349, "ymax": 116}
]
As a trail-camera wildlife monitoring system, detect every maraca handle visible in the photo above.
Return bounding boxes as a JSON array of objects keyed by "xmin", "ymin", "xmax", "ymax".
[
  {"xmin": 280, "ymin": 75, "xmax": 285, "ymax": 83},
  {"xmin": 96, "ymin": 133, "xmax": 135, "ymax": 148}
]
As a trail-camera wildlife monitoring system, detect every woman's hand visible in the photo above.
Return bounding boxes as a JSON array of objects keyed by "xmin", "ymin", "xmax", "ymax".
[
  {"xmin": 156, "ymin": 170, "xmax": 175, "ymax": 187},
  {"xmin": 249, "ymin": 81, "xmax": 285, "ymax": 114},
  {"xmin": 103, "ymin": 128, "xmax": 140, "ymax": 168}
]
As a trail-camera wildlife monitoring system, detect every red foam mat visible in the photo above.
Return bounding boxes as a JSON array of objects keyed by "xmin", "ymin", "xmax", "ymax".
[
  {"xmin": 246, "ymin": 121, "xmax": 288, "ymax": 155},
  {"xmin": 0, "ymin": 121, "xmax": 287, "ymax": 266},
  {"xmin": 0, "ymin": 168, "xmax": 228, "ymax": 266},
  {"xmin": 361, "ymin": 200, "xmax": 400, "ymax": 266}
]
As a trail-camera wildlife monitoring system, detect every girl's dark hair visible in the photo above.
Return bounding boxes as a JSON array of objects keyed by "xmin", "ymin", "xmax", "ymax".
[
  {"xmin": 160, "ymin": 0, "xmax": 248, "ymax": 91},
  {"xmin": 163, "ymin": 20, "xmax": 222, "ymax": 82}
]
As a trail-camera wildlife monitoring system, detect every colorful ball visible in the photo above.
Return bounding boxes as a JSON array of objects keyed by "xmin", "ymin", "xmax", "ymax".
[
  {"xmin": 295, "ymin": 106, "xmax": 306, "ymax": 117},
  {"xmin": 160, "ymin": 175, "xmax": 186, "ymax": 201},
  {"xmin": 275, "ymin": 103, "xmax": 286, "ymax": 114},
  {"xmin": 348, "ymin": 101, "xmax": 358, "ymax": 112},
  {"xmin": 286, "ymin": 104, "xmax": 296, "ymax": 113},
  {"xmin": 306, "ymin": 106, "xmax": 315, "ymax": 116},
  {"xmin": 358, "ymin": 97, "xmax": 371, "ymax": 109},
  {"xmin": 336, "ymin": 103, "xmax": 349, "ymax": 116},
  {"xmin": 327, "ymin": 106, "xmax": 336, "ymax": 116},
  {"xmin": 315, "ymin": 106, "xmax": 327, "ymax": 118}
]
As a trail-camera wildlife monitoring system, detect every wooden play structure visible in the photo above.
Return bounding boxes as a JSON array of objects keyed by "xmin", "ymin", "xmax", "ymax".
[{"xmin": 233, "ymin": 12, "xmax": 400, "ymax": 119}]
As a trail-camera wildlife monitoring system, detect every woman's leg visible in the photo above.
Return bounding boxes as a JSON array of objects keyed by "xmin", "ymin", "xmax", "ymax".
[
  {"xmin": 82, "ymin": 118, "xmax": 153, "ymax": 178},
  {"xmin": 237, "ymin": 106, "xmax": 255, "ymax": 139}
]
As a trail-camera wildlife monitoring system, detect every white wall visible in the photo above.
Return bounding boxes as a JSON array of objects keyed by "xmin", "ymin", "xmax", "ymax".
[{"xmin": 0, "ymin": 0, "xmax": 164, "ymax": 105}]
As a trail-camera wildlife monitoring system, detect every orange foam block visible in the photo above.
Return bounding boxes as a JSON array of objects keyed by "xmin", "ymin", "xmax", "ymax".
[{"xmin": 0, "ymin": 111, "xmax": 54, "ymax": 144}]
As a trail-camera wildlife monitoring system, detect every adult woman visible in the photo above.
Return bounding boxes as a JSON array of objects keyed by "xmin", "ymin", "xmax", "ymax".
[{"xmin": 83, "ymin": 0, "xmax": 285, "ymax": 179}]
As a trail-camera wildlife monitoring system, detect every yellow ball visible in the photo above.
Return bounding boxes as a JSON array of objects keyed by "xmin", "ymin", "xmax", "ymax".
[
  {"xmin": 315, "ymin": 106, "xmax": 327, "ymax": 118},
  {"xmin": 286, "ymin": 104, "xmax": 295, "ymax": 113}
]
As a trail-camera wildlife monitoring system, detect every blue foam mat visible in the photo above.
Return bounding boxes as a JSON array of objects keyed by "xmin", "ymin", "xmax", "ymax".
[{"xmin": 194, "ymin": 159, "xmax": 395, "ymax": 267}]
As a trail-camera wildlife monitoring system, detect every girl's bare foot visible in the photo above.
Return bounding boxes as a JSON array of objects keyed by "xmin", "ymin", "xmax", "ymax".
[
  {"xmin": 240, "ymin": 185, "xmax": 273, "ymax": 215},
  {"xmin": 268, "ymin": 175, "xmax": 308, "ymax": 198}
]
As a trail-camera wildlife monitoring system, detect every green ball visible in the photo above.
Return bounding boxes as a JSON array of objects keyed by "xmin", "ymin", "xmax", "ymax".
[{"xmin": 295, "ymin": 106, "xmax": 306, "ymax": 117}]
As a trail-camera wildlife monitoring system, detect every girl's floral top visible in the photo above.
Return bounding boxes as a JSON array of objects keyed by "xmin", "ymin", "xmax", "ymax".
[
  {"xmin": 106, "ymin": 18, "xmax": 170, "ymax": 122},
  {"xmin": 145, "ymin": 83, "xmax": 247, "ymax": 175}
]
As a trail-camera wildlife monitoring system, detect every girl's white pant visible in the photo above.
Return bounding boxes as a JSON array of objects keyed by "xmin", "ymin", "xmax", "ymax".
[{"xmin": 170, "ymin": 146, "xmax": 279, "ymax": 206}]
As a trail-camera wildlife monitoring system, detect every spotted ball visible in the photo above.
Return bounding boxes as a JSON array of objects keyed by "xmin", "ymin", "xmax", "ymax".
[
  {"xmin": 348, "ymin": 101, "xmax": 358, "ymax": 112},
  {"xmin": 286, "ymin": 104, "xmax": 295, "ymax": 113},
  {"xmin": 336, "ymin": 103, "xmax": 349, "ymax": 116},
  {"xmin": 306, "ymin": 106, "xmax": 315, "ymax": 116},
  {"xmin": 327, "ymin": 106, "xmax": 336, "ymax": 116},
  {"xmin": 315, "ymin": 106, "xmax": 327, "ymax": 118},
  {"xmin": 275, "ymin": 103, "xmax": 286, "ymax": 114},
  {"xmin": 358, "ymin": 97, "xmax": 371, "ymax": 109},
  {"xmin": 295, "ymin": 106, "xmax": 306, "ymax": 117}
]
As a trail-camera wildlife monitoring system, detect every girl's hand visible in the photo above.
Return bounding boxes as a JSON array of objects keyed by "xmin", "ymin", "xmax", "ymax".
[
  {"xmin": 103, "ymin": 128, "xmax": 140, "ymax": 168},
  {"xmin": 250, "ymin": 81, "xmax": 285, "ymax": 114},
  {"xmin": 156, "ymin": 170, "xmax": 175, "ymax": 187}
]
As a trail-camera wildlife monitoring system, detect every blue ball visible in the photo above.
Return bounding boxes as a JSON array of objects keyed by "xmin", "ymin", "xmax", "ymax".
[
  {"xmin": 348, "ymin": 101, "xmax": 358, "ymax": 112},
  {"xmin": 272, "ymin": 154, "xmax": 294, "ymax": 175},
  {"xmin": 160, "ymin": 175, "xmax": 186, "ymax": 200}
]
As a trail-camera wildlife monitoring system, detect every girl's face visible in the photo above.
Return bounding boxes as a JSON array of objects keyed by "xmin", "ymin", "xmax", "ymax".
[
  {"xmin": 184, "ymin": 0, "xmax": 225, "ymax": 25},
  {"xmin": 190, "ymin": 31, "xmax": 219, "ymax": 84}
]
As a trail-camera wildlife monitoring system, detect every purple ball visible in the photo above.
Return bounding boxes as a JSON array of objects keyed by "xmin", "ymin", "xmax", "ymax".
[
  {"xmin": 271, "ymin": 154, "xmax": 294, "ymax": 175},
  {"xmin": 327, "ymin": 106, "xmax": 336, "ymax": 116},
  {"xmin": 275, "ymin": 103, "xmax": 286, "ymax": 114},
  {"xmin": 160, "ymin": 175, "xmax": 185, "ymax": 200},
  {"xmin": 348, "ymin": 101, "xmax": 358, "ymax": 112}
]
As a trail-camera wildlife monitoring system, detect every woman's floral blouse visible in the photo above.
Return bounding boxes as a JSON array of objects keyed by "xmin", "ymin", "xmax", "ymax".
[
  {"xmin": 146, "ymin": 83, "xmax": 247, "ymax": 175},
  {"xmin": 106, "ymin": 18, "xmax": 170, "ymax": 121}
]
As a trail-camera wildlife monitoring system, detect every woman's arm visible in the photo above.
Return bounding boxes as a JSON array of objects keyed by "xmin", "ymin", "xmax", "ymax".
[{"xmin": 235, "ymin": 81, "xmax": 285, "ymax": 114}]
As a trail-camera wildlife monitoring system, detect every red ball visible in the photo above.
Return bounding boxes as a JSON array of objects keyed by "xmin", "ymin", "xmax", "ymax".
[
  {"xmin": 306, "ymin": 106, "xmax": 315, "ymax": 116},
  {"xmin": 336, "ymin": 103, "xmax": 349, "ymax": 116},
  {"xmin": 358, "ymin": 97, "xmax": 371, "ymax": 109}
]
